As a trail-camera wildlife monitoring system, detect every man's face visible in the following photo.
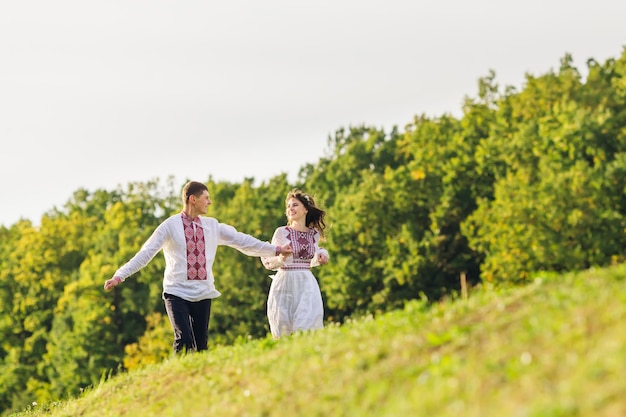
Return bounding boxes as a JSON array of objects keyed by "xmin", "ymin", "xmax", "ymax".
[{"xmin": 191, "ymin": 190, "xmax": 211, "ymax": 214}]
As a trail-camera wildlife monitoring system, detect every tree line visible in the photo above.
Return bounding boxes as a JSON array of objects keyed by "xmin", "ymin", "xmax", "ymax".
[{"xmin": 1, "ymin": 49, "xmax": 624, "ymax": 415}]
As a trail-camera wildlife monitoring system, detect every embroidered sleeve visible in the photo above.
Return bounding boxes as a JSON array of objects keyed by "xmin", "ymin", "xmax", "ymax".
[
  {"xmin": 310, "ymin": 230, "xmax": 329, "ymax": 268},
  {"xmin": 261, "ymin": 227, "xmax": 289, "ymax": 271}
]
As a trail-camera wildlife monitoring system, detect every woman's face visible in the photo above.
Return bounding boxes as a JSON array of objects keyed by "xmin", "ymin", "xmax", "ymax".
[{"xmin": 286, "ymin": 197, "xmax": 307, "ymax": 223}]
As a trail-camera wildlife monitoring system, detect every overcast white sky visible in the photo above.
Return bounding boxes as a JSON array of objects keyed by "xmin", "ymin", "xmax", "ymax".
[{"xmin": 1, "ymin": 0, "xmax": 625, "ymax": 227}]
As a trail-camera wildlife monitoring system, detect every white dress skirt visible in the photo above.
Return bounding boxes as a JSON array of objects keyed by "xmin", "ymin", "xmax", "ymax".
[{"xmin": 261, "ymin": 226, "xmax": 328, "ymax": 338}]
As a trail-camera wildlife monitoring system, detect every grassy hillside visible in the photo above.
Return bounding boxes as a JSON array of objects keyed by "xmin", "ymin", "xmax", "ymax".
[{"xmin": 11, "ymin": 264, "xmax": 626, "ymax": 417}]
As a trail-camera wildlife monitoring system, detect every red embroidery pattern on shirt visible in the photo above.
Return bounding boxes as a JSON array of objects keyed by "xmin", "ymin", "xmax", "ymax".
[
  {"xmin": 288, "ymin": 227, "xmax": 315, "ymax": 260},
  {"xmin": 182, "ymin": 213, "xmax": 207, "ymax": 280}
]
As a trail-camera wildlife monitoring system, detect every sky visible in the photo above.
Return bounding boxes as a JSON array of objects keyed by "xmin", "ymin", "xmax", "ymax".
[{"xmin": 1, "ymin": 0, "xmax": 625, "ymax": 227}]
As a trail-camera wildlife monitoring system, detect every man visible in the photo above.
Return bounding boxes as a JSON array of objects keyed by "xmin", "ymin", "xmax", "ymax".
[{"xmin": 104, "ymin": 180, "xmax": 292, "ymax": 353}]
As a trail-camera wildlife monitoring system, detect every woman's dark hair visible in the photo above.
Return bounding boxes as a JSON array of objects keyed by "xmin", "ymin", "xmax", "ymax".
[
  {"xmin": 286, "ymin": 189, "xmax": 326, "ymax": 239},
  {"xmin": 182, "ymin": 181, "xmax": 208, "ymax": 203}
]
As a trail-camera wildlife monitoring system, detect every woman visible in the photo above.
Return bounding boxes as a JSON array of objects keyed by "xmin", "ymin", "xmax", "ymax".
[{"xmin": 261, "ymin": 189, "xmax": 329, "ymax": 338}]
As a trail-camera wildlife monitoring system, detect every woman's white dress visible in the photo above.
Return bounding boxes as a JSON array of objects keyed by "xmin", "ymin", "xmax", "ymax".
[{"xmin": 261, "ymin": 226, "xmax": 328, "ymax": 338}]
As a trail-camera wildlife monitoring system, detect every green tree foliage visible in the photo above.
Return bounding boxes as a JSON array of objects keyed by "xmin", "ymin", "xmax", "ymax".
[
  {"xmin": 0, "ymin": 188, "xmax": 115, "ymax": 413},
  {"xmin": 123, "ymin": 313, "xmax": 172, "ymax": 370},
  {"xmin": 463, "ymin": 50, "xmax": 626, "ymax": 281},
  {"xmin": 303, "ymin": 126, "xmax": 411, "ymax": 318},
  {"xmin": 43, "ymin": 179, "xmax": 178, "ymax": 399},
  {"xmin": 308, "ymin": 117, "xmax": 486, "ymax": 319}
]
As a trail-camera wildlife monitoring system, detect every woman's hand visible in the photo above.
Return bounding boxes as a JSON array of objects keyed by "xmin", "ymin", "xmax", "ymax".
[
  {"xmin": 317, "ymin": 253, "xmax": 329, "ymax": 265},
  {"xmin": 279, "ymin": 244, "xmax": 293, "ymax": 258}
]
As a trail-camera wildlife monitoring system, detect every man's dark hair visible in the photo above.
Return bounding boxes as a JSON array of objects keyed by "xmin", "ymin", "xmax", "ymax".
[{"xmin": 182, "ymin": 181, "xmax": 208, "ymax": 203}]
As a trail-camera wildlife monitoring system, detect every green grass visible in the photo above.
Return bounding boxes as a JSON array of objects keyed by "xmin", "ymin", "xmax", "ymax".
[{"xmin": 12, "ymin": 264, "xmax": 626, "ymax": 417}]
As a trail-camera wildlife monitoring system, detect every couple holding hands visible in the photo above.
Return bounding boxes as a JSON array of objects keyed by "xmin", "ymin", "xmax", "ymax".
[{"xmin": 104, "ymin": 181, "xmax": 328, "ymax": 354}]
